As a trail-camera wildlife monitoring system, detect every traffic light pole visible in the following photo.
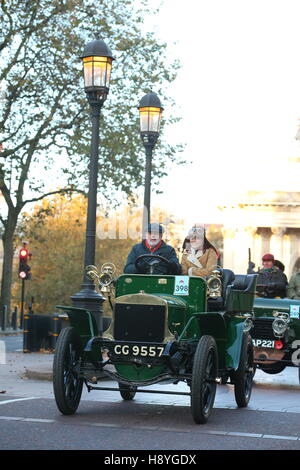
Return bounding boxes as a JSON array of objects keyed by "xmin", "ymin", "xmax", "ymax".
[{"xmin": 20, "ymin": 279, "xmax": 25, "ymax": 329}]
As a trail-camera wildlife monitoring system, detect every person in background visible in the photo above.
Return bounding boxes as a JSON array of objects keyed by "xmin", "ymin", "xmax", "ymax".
[
  {"xmin": 124, "ymin": 223, "xmax": 181, "ymax": 275},
  {"xmin": 256, "ymin": 253, "xmax": 287, "ymax": 298},
  {"xmin": 181, "ymin": 224, "xmax": 218, "ymax": 277},
  {"xmin": 274, "ymin": 259, "xmax": 285, "ymax": 272},
  {"xmin": 287, "ymin": 268, "xmax": 300, "ymax": 299}
]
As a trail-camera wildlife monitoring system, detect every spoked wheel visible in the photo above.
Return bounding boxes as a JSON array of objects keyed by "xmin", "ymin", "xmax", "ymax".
[
  {"xmin": 53, "ymin": 327, "xmax": 83, "ymax": 415},
  {"xmin": 118, "ymin": 383, "xmax": 137, "ymax": 400},
  {"xmin": 231, "ymin": 333, "xmax": 253, "ymax": 408},
  {"xmin": 191, "ymin": 335, "xmax": 218, "ymax": 424}
]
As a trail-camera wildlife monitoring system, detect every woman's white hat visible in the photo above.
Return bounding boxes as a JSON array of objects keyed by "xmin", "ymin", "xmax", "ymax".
[{"xmin": 188, "ymin": 224, "xmax": 205, "ymax": 238}]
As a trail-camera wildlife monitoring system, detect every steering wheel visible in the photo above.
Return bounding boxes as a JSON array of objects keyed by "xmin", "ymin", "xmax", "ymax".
[
  {"xmin": 135, "ymin": 254, "xmax": 173, "ymax": 275},
  {"xmin": 256, "ymin": 284, "xmax": 275, "ymax": 297}
]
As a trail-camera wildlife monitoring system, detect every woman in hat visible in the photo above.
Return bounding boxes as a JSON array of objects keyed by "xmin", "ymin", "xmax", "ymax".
[{"xmin": 181, "ymin": 224, "xmax": 218, "ymax": 277}]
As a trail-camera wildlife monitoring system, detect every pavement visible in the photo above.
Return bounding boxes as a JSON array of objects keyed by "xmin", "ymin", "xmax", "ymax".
[
  {"xmin": 0, "ymin": 328, "xmax": 23, "ymax": 336},
  {"xmin": 1, "ymin": 349, "xmax": 54, "ymax": 384}
]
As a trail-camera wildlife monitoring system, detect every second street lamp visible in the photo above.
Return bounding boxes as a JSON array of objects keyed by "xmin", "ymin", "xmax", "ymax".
[
  {"xmin": 138, "ymin": 92, "xmax": 163, "ymax": 236},
  {"xmin": 71, "ymin": 39, "xmax": 114, "ymax": 333}
]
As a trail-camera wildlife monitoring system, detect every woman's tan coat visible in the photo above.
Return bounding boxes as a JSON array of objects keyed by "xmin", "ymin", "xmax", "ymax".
[{"xmin": 181, "ymin": 248, "xmax": 218, "ymax": 277}]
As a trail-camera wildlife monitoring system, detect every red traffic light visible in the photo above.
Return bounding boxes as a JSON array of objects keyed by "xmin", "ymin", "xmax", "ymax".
[{"xmin": 20, "ymin": 248, "xmax": 28, "ymax": 259}]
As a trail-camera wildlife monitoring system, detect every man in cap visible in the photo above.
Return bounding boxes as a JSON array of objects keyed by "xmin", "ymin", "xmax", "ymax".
[
  {"xmin": 124, "ymin": 223, "xmax": 181, "ymax": 275},
  {"xmin": 256, "ymin": 253, "xmax": 287, "ymax": 298}
]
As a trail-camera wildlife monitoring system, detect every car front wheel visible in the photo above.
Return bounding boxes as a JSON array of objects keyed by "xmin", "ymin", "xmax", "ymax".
[
  {"xmin": 53, "ymin": 327, "xmax": 83, "ymax": 415},
  {"xmin": 190, "ymin": 335, "xmax": 218, "ymax": 424}
]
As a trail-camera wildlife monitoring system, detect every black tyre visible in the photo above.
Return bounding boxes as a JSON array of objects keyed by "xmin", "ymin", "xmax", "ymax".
[
  {"xmin": 53, "ymin": 327, "xmax": 83, "ymax": 415},
  {"xmin": 191, "ymin": 335, "xmax": 218, "ymax": 424},
  {"xmin": 118, "ymin": 383, "xmax": 137, "ymax": 400},
  {"xmin": 260, "ymin": 363, "xmax": 286, "ymax": 375},
  {"xmin": 231, "ymin": 333, "xmax": 253, "ymax": 408}
]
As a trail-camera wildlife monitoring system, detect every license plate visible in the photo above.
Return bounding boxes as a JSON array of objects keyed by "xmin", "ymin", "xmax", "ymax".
[
  {"xmin": 252, "ymin": 339, "xmax": 275, "ymax": 348},
  {"xmin": 104, "ymin": 343, "xmax": 165, "ymax": 358}
]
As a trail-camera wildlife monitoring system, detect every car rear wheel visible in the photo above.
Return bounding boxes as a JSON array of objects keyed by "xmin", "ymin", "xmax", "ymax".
[
  {"xmin": 118, "ymin": 383, "xmax": 137, "ymax": 400},
  {"xmin": 259, "ymin": 363, "xmax": 286, "ymax": 374},
  {"xmin": 231, "ymin": 333, "xmax": 253, "ymax": 408},
  {"xmin": 53, "ymin": 327, "xmax": 83, "ymax": 415},
  {"xmin": 190, "ymin": 335, "xmax": 218, "ymax": 424}
]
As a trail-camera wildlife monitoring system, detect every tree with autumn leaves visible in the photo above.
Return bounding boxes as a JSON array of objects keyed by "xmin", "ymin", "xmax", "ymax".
[
  {"xmin": 13, "ymin": 195, "xmax": 183, "ymax": 314},
  {"xmin": 0, "ymin": 0, "xmax": 184, "ymax": 313}
]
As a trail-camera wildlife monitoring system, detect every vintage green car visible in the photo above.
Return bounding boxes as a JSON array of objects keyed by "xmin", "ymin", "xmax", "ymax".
[
  {"xmin": 252, "ymin": 296, "xmax": 300, "ymax": 382},
  {"xmin": 53, "ymin": 256, "xmax": 257, "ymax": 424}
]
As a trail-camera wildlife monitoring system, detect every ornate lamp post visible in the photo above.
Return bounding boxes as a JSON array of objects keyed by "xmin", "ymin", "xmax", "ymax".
[
  {"xmin": 138, "ymin": 92, "xmax": 163, "ymax": 236},
  {"xmin": 71, "ymin": 39, "xmax": 114, "ymax": 332}
]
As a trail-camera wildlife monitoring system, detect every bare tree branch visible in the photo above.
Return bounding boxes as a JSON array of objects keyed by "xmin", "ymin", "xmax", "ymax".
[{"xmin": 22, "ymin": 187, "xmax": 87, "ymax": 206}]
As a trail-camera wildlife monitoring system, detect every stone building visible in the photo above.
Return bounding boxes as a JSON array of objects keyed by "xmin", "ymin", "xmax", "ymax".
[{"xmin": 220, "ymin": 191, "xmax": 300, "ymax": 279}]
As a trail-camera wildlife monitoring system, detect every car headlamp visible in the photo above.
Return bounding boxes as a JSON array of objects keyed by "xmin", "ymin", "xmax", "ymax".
[
  {"xmin": 243, "ymin": 317, "xmax": 254, "ymax": 332},
  {"xmin": 207, "ymin": 270, "xmax": 222, "ymax": 298},
  {"xmin": 86, "ymin": 263, "xmax": 116, "ymax": 293},
  {"xmin": 272, "ymin": 318, "xmax": 289, "ymax": 337}
]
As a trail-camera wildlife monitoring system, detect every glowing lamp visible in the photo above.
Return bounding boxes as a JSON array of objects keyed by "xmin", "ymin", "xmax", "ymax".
[
  {"xmin": 138, "ymin": 93, "xmax": 163, "ymax": 138},
  {"xmin": 80, "ymin": 40, "xmax": 114, "ymax": 103}
]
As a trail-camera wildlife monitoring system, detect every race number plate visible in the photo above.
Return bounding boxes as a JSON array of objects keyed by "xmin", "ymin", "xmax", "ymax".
[
  {"xmin": 290, "ymin": 305, "xmax": 300, "ymax": 319},
  {"xmin": 252, "ymin": 339, "xmax": 275, "ymax": 348},
  {"xmin": 173, "ymin": 276, "xmax": 189, "ymax": 296},
  {"xmin": 104, "ymin": 343, "xmax": 165, "ymax": 358}
]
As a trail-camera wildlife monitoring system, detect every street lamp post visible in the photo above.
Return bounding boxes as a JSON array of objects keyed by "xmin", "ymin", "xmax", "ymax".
[
  {"xmin": 71, "ymin": 39, "xmax": 114, "ymax": 333},
  {"xmin": 138, "ymin": 93, "xmax": 163, "ymax": 236}
]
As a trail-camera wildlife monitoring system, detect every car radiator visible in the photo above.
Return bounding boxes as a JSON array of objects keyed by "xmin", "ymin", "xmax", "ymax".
[
  {"xmin": 251, "ymin": 318, "xmax": 276, "ymax": 340},
  {"xmin": 114, "ymin": 303, "xmax": 166, "ymax": 342}
]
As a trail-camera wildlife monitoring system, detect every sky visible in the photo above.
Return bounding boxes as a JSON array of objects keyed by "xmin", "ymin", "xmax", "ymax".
[
  {"xmin": 143, "ymin": 0, "xmax": 300, "ymax": 225},
  {"xmin": 2, "ymin": 0, "xmax": 300, "ymax": 230}
]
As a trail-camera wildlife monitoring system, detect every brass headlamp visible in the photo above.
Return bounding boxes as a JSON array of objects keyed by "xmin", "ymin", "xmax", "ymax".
[
  {"xmin": 206, "ymin": 270, "xmax": 222, "ymax": 298},
  {"xmin": 86, "ymin": 263, "xmax": 116, "ymax": 294}
]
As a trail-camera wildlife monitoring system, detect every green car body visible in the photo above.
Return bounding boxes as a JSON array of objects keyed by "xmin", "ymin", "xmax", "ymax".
[{"xmin": 54, "ymin": 269, "xmax": 257, "ymax": 423}]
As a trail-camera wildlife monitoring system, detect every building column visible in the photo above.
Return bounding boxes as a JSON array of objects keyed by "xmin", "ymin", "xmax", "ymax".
[
  {"xmin": 222, "ymin": 227, "xmax": 237, "ymax": 270},
  {"xmin": 222, "ymin": 226, "xmax": 257, "ymax": 273},
  {"xmin": 270, "ymin": 227, "xmax": 286, "ymax": 263}
]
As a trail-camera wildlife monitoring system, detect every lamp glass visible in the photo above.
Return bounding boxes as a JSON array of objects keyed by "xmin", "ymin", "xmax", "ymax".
[
  {"xmin": 83, "ymin": 56, "xmax": 112, "ymax": 89},
  {"xmin": 139, "ymin": 107, "xmax": 162, "ymax": 133}
]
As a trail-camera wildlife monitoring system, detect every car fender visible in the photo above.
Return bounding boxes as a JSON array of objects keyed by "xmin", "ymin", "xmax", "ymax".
[
  {"xmin": 225, "ymin": 320, "xmax": 245, "ymax": 370},
  {"xmin": 56, "ymin": 305, "xmax": 98, "ymax": 346},
  {"xmin": 179, "ymin": 312, "xmax": 227, "ymax": 369}
]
